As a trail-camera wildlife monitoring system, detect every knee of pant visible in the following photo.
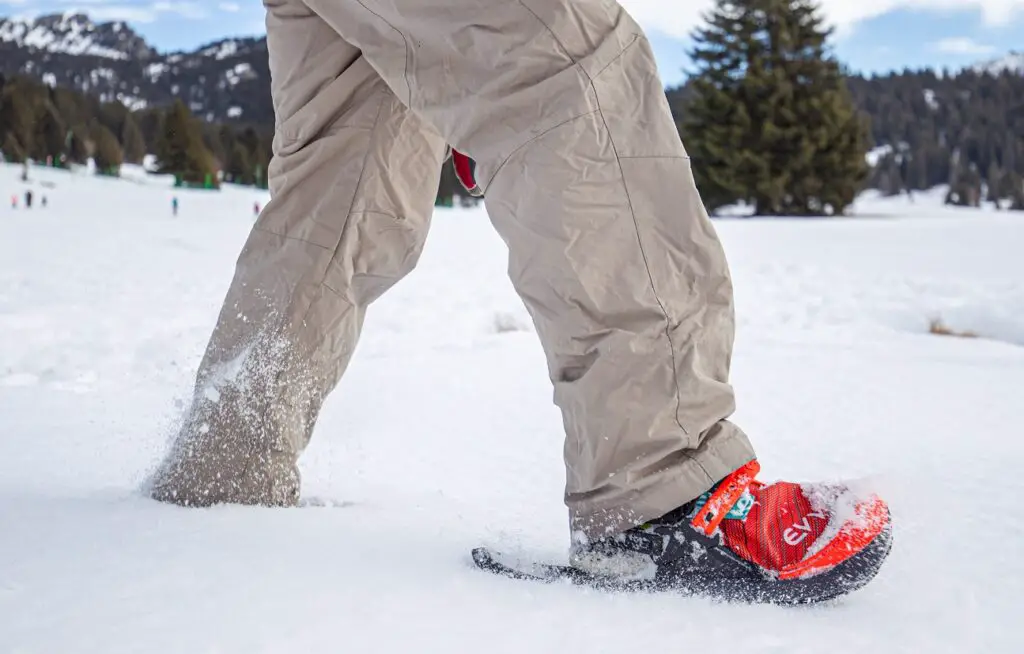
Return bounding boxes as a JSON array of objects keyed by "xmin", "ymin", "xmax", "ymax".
[{"xmin": 324, "ymin": 209, "xmax": 430, "ymax": 306}]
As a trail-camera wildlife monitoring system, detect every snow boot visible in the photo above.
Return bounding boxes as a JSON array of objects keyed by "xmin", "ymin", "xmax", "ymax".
[{"xmin": 569, "ymin": 460, "xmax": 893, "ymax": 605}]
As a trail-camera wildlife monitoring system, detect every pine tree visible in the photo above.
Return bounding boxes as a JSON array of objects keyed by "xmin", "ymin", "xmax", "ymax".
[
  {"xmin": 93, "ymin": 124, "xmax": 123, "ymax": 176},
  {"xmin": 0, "ymin": 88, "xmax": 34, "ymax": 161},
  {"xmin": 30, "ymin": 105, "xmax": 66, "ymax": 165},
  {"xmin": 1005, "ymin": 171, "xmax": 1024, "ymax": 211},
  {"xmin": 946, "ymin": 155, "xmax": 983, "ymax": 207},
  {"xmin": 238, "ymin": 126, "xmax": 270, "ymax": 187},
  {"xmin": 986, "ymin": 161, "xmax": 1003, "ymax": 208},
  {"xmin": 120, "ymin": 113, "xmax": 146, "ymax": 164},
  {"xmin": 226, "ymin": 141, "xmax": 254, "ymax": 185},
  {"xmin": 1, "ymin": 131, "xmax": 25, "ymax": 163},
  {"xmin": 682, "ymin": 0, "xmax": 868, "ymax": 216},
  {"xmin": 871, "ymin": 153, "xmax": 903, "ymax": 197},
  {"xmin": 66, "ymin": 125, "xmax": 91, "ymax": 165},
  {"xmin": 156, "ymin": 99, "xmax": 218, "ymax": 187}
]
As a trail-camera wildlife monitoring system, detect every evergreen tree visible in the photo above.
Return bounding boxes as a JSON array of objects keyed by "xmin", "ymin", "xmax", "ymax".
[
  {"xmin": 1, "ymin": 130, "xmax": 26, "ymax": 163},
  {"xmin": 871, "ymin": 153, "xmax": 903, "ymax": 197},
  {"xmin": 238, "ymin": 126, "xmax": 270, "ymax": 187},
  {"xmin": 1005, "ymin": 170, "xmax": 1024, "ymax": 211},
  {"xmin": 120, "ymin": 113, "xmax": 146, "ymax": 164},
  {"xmin": 66, "ymin": 125, "xmax": 91, "ymax": 165},
  {"xmin": 986, "ymin": 161, "xmax": 1003, "ymax": 208},
  {"xmin": 226, "ymin": 141, "xmax": 254, "ymax": 185},
  {"xmin": 946, "ymin": 155, "xmax": 983, "ymax": 207},
  {"xmin": 93, "ymin": 124, "xmax": 123, "ymax": 176},
  {"xmin": 0, "ymin": 88, "xmax": 34, "ymax": 161},
  {"xmin": 30, "ymin": 105, "xmax": 66, "ymax": 165},
  {"xmin": 681, "ymin": 0, "xmax": 868, "ymax": 215},
  {"xmin": 156, "ymin": 99, "xmax": 218, "ymax": 186}
]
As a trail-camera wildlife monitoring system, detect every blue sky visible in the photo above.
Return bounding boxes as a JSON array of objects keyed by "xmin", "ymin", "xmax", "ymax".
[{"xmin": 2, "ymin": 1, "xmax": 1021, "ymax": 86}]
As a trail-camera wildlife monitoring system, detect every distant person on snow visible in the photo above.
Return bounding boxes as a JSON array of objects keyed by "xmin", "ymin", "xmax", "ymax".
[
  {"xmin": 171, "ymin": 197, "xmax": 179, "ymax": 217},
  {"xmin": 24, "ymin": 190, "xmax": 32, "ymax": 210},
  {"xmin": 148, "ymin": 0, "xmax": 893, "ymax": 604}
]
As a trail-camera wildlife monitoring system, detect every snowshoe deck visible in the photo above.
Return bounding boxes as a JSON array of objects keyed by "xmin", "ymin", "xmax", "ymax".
[{"xmin": 471, "ymin": 523, "xmax": 892, "ymax": 606}]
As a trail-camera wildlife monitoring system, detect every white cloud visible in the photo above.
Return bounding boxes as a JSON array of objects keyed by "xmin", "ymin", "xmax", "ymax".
[
  {"xmin": 3, "ymin": 0, "xmax": 1021, "ymax": 44},
  {"xmin": 87, "ymin": 6, "xmax": 163, "ymax": 23},
  {"xmin": 619, "ymin": 0, "xmax": 1024, "ymax": 39},
  {"xmin": 149, "ymin": 2, "xmax": 206, "ymax": 20},
  {"xmin": 0, "ymin": 1, "xmax": 209, "ymax": 22},
  {"xmin": 932, "ymin": 36, "xmax": 997, "ymax": 55}
]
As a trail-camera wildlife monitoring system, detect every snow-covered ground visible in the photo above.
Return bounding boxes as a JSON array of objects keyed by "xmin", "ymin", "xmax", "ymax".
[{"xmin": 1, "ymin": 163, "xmax": 1022, "ymax": 653}]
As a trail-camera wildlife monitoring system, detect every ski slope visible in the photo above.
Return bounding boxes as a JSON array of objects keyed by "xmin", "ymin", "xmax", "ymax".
[{"xmin": 1, "ymin": 163, "xmax": 1022, "ymax": 653}]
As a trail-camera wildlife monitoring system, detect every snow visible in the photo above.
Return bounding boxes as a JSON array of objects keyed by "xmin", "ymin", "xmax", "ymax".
[
  {"xmin": 0, "ymin": 162, "xmax": 1022, "ymax": 653},
  {"xmin": 116, "ymin": 93, "xmax": 148, "ymax": 112},
  {"xmin": 0, "ymin": 15, "xmax": 128, "ymax": 60},
  {"xmin": 145, "ymin": 62, "xmax": 169, "ymax": 81},
  {"xmin": 225, "ymin": 62, "xmax": 255, "ymax": 86},
  {"xmin": 865, "ymin": 144, "xmax": 893, "ymax": 167},
  {"xmin": 974, "ymin": 51, "xmax": 1024, "ymax": 76},
  {"xmin": 202, "ymin": 40, "xmax": 241, "ymax": 60}
]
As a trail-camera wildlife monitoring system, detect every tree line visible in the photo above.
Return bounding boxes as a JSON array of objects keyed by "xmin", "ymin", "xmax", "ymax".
[
  {"xmin": 2, "ymin": 0, "xmax": 1024, "ymax": 213},
  {"xmin": 0, "ymin": 73, "xmax": 272, "ymax": 191},
  {"xmin": 664, "ymin": 0, "xmax": 1024, "ymax": 213},
  {"xmin": 844, "ymin": 69, "xmax": 1024, "ymax": 209}
]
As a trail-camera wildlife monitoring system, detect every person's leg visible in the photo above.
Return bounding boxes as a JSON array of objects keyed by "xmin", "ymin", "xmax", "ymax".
[
  {"xmin": 148, "ymin": 0, "xmax": 447, "ymax": 506},
  {"xmin": 302, "ymin": 0, "xmax": 755, "ymax": 540}
]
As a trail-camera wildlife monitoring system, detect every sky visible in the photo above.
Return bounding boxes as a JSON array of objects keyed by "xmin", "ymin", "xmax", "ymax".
[{"xmin": 1, "ymin": 0, "xmax": 1021, "ymax": 86}]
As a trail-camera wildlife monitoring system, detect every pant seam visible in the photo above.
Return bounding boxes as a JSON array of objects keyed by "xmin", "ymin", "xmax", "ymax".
[
  {"xmin": 240, "ymin": 91, "xmax": 387, "ymax": 488},
  {"xmin": 253, "ymin": 225, "xmax": 333, "ymax": 251},
  {"xmin": 347, "ymin": 0, "xmax": 414, "ymax": 105},
  {"xmin": 505, "ymin": 5, "xmax": 694, "ymax": 445},
  {"xmin": 516, "ymin": 1, "xmax": 578, "ymax": 65},
  {"xmin": 587, "ymin": 34, "xmax": 640, "ymax": 81},
  {"xmin": 618, "ymin": 155, "xmax": 690, "ymax": 160},
  {"xmin": 481, "ymin": 109, "xmax": 599, "ymax": 192},
  {"xmin": 587, "ymin": 69, "xmax": 692, "ymax": 442},
  {"xmin": 325, "ymin": 93, "xmax": 389, "ymax": 279}
]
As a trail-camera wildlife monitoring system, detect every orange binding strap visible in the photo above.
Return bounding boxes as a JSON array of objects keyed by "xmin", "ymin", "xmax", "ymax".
[{"xmin": 690, "ymin": 460, "xmax": 761, "ymax": 537}]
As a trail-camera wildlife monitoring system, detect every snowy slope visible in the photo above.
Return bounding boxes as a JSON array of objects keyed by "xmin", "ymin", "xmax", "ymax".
[
  {"xmin": 973, "ymin": 51, "xmax": 1024, "ymax": 76},
  {"xmin": 0, "ymin": 12, "xmax": 152, "ymax": 60},
  {"xmin": 0, "ymin": 164, "xmax": 1022, "ymax": 653}
]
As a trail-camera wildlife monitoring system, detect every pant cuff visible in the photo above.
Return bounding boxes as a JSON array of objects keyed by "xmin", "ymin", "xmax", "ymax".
[{"xmin": 569, "ymin": 423, "xmax": 756, "ymax": 541}]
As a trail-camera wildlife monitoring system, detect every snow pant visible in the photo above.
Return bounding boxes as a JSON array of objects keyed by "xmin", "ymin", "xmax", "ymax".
[{"xmin": 147, "ymin": 0, "xmax": 756, "ymax": 540}]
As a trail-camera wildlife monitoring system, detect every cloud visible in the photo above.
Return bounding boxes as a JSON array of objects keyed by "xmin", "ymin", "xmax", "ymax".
[
  {"xmin": 618, "ymin": 0, "xmax": 1024, "ymax": 39},
  {"xmin": 0, "ymin": 0, "xmax": 209, "ymax": 23},
  {"xmin": 3, "ymin": 0, "xmax": 1021, "ymax": 46},
  {"xmin": 932, "ymin": 36, "xmax": 997, "ymax": 55}
]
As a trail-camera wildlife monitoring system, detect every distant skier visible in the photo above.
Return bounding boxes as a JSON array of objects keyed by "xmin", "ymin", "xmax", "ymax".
[
  {"xmin": 24, "ymin": 190, "xmax": 32, "ymax": 209},
  {"xmin": 171, "ymin": 197, "xmax": 179, "ymax": 217},
  {"xmin": 253, "ymin": 201, "xmax": 261, "ymax": 219},
  {"xmin": 148, "ymin": 0, "xmax": 893, "ymax": 604}
]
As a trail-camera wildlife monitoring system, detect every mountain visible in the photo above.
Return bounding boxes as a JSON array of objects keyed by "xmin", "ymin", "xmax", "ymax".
[
  {"xmin": 973, "ymin": 51, "xmax": 1024, "ymax": 76},
  {"xmin": 2, "ymin": 11, "xmax": 1023, "ymax": 201},
  {"xmin": 0, "ymin": 12, "xmax": 154, "ymax": 60},
  {"xmin": 0, "ymin": 12, "xmax": 272, "ymax": 124}
]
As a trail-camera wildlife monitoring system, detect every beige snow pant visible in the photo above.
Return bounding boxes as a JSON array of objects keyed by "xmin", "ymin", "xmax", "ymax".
[{"xmin": 148, "ymin": 0, "xmax": 755, "ymax": 540}]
